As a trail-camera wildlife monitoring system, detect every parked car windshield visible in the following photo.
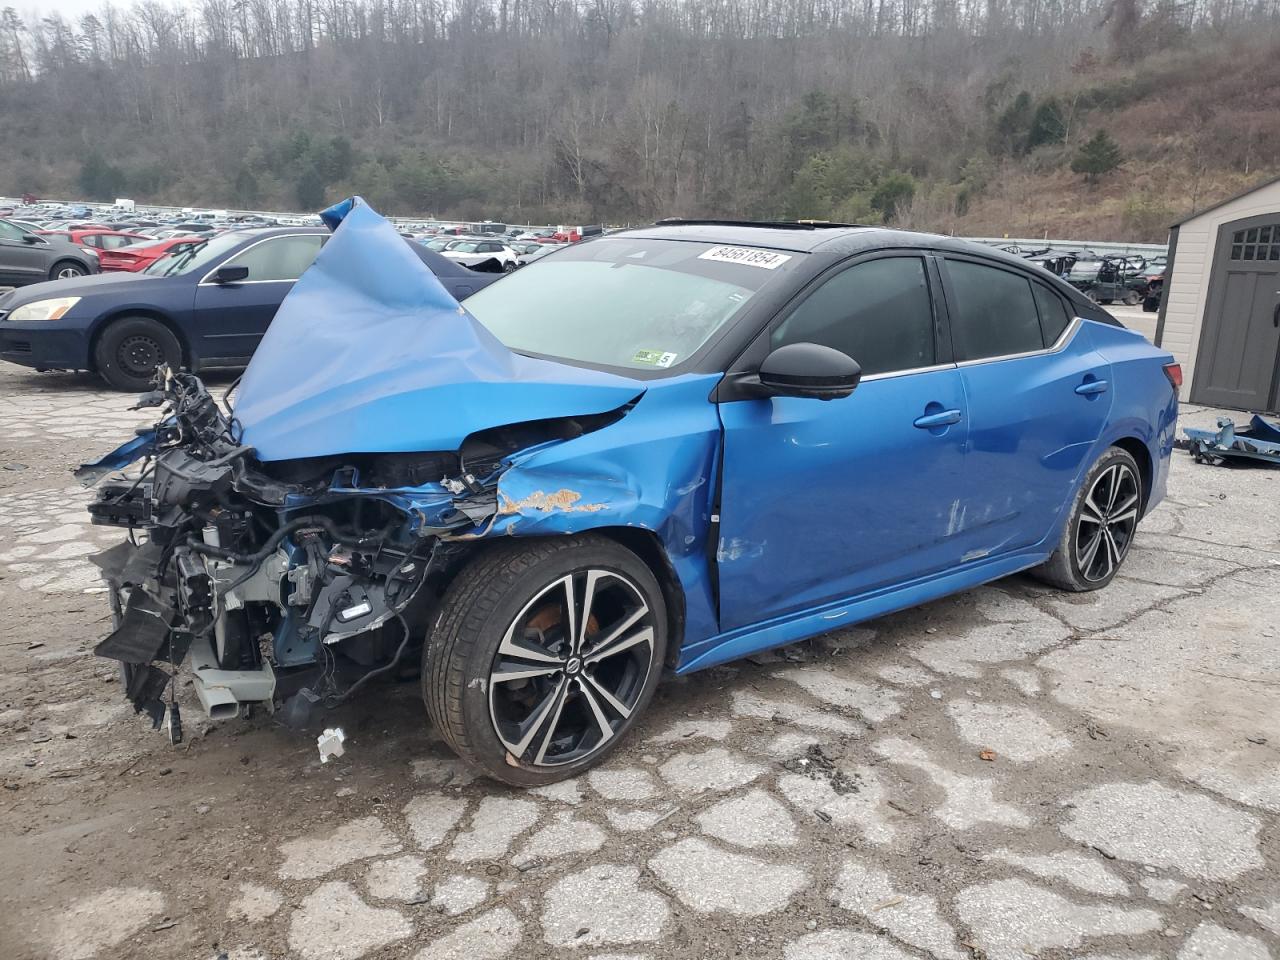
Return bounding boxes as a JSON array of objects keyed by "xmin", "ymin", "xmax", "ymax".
[
  {"xmin": 463, "ymin": 237, "xmax": 801, "ymax": 372},
  {"xmin": 448, "ymin": 241, "xmax": 482, "ymax": 253},
  {"xmin": 1068, "ymin": 261, "xmax": 1101, "ymax": 280},
  {"xmin": 143, "ymin": 233, "xmax": 250, "ymax": 277}
]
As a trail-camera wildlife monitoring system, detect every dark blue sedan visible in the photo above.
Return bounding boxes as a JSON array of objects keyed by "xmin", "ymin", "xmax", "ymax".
[{"xmin": 0, "ymin": 226, "xmax": 501, "ymax": 389}]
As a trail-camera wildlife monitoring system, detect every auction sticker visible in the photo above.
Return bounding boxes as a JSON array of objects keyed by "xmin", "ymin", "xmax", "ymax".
[
  {"xmin": 632, "ymin": 349, "xmax": 679, "ymax": 367},
  {"xmin": 698, "ymin": 246, "xmax": 792, "ymax": 269}
]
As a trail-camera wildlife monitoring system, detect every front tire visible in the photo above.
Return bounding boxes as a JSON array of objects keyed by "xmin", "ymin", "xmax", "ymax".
[
  {"xmin": 93, "ymin": 316, "xmax": 183, "ymax": 391},
  {"xmin": 424, "ymin": 535, "xmax": 668, "ymax": 786},
  {"xmin": 1032, "ymin": 446, "xmax": 1142, "ymax": 592}
]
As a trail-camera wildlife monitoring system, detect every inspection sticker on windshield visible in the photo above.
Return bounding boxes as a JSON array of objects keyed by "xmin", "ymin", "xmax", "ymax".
[
  {"xmin": 698, "ymin": 246, "xmax": 792, "ymax": 269},
  {"xmin": 633, "ymin": 349, "xmax": 679, "ymax": 368}
]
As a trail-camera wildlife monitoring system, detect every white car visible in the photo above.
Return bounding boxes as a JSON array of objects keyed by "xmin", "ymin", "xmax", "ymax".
[{"xmin": 440, "ymin": 238, "xmax": 521, "ymax": 272}]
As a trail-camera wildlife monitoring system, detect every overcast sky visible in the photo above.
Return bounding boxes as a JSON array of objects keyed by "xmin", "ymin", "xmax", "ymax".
[{"xmin": 21, "ymin": 0, "xmax": 144, "ymax": 21}]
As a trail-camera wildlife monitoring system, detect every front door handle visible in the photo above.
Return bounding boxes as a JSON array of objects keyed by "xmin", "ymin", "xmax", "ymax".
[
  {"xmin": 913, "ymin": 408, "xmax": 962, "ymax": 429},
  {"xmin": 1075, "ymin": 379, "xmax": 1109, "ymax": 396}
]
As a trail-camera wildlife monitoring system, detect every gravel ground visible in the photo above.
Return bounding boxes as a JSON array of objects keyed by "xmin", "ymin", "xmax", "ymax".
[{"xmin": 0, "ymin": 357, "xmax": 1277, "ymax": 960}]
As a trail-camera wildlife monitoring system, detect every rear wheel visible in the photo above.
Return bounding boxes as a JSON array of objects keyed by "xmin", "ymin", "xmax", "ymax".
[
  {"xmin": 1032, "ymin": 446, "xmax": 1142, "ymax": 592},
  {"xmin": 1123, "ymin": 290, "xmax": 1141, "ymax": 306},
  {"xmin": 93, "ymin": 316, "xmax": 182, "ymax": 391},
  {"xmin": 424, "ymin": 535, "xmax": 667, "ymax": 786},
  {"xmin": 50, "ymin": 260, "xmax": 87, "ymax": 281}
]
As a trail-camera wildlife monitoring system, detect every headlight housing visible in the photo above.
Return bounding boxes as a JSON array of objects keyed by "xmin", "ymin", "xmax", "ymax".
[{"xmin": 7, "ymin": 296, "xmax": 81, "ymax": 322}]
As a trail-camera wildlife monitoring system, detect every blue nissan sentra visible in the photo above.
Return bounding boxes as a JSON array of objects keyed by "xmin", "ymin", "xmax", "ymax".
[{"xmin": 80, "ymin": 198, "xmax": 1178, "ymax": 786}]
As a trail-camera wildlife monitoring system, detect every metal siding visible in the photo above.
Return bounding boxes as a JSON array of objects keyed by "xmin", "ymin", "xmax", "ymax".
[{"xmin": 1163, "ymin": 181, "xmax": 1280, "ymax": 399}]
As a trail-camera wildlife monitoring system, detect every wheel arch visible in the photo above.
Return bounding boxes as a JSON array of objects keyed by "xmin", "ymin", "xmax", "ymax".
[
  {"xmin": 87, "ymin": 308, "xmax": 192, "ymax": 372},
  {"xmin": 436, "ymin": 527, "xmax": 687, "ymax": 670},
  {"xmin": 1110, "ymin": 435, "xmax": 1153, "ymax": 515}
]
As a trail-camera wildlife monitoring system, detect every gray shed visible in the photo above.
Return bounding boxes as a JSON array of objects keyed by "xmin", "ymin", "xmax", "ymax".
[{"xmin": 1155, "ymin": 175, "xmax": 1280, "ymax": 412}]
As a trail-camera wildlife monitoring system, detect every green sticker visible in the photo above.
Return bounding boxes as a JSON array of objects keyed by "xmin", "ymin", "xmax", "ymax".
[{"xmin": 632, "ymin": 349, "xmax": 664, "ymax": 365}]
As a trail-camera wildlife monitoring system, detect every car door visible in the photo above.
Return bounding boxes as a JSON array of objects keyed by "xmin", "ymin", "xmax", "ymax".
[
  {"xmin": 938, "ymin": 255, "xmax": 1113, "ymax": 558},
  {"xmin": 188, "ymin": 234, "xmax": 325, "ymax": 363},
  {"xmin": 0, "ymin": 219, "xmax": 50, "ymax": 284},
  {"xmin": 716, "ymin": 253, "xmax": 970, "ymax": 632}
]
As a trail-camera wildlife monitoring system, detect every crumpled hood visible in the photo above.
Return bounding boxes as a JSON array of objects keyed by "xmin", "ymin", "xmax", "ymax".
[{"xmin": 234, "ymin": 198, "xmax": 644, "ymax": 462}]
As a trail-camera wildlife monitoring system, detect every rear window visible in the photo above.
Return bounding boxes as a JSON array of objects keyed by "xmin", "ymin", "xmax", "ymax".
[{"xmin": 945, "ymin": 260, "xmax": 1045, "ymax": 361}]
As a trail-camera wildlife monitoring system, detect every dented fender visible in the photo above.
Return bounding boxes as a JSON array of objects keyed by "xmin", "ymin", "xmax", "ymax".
[{"xmin": 479, "ymin": 374, "xmax": 725, "ymax": 647}]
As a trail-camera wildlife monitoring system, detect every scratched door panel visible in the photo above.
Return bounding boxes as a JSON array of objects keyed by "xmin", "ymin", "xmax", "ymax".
[{"xmin": 716, "ymin": 367, "xmax": 969, "ymax": 632}]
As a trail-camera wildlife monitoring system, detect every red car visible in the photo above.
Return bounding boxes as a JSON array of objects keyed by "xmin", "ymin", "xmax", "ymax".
[
  {"xmin": 97, "ymin": 235, "xmax": 203, "ymax": 272},
  {"xmin": 37, "ymin": 228, "xmax": 148, "ymax": 252}
]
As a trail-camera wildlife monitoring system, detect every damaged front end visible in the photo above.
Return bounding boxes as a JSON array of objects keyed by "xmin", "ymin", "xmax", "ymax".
[
  {"xmin": 81, "ymin": 370, "xmax": 477, "ymax": 734},
  {"xmin": 77, "ymin": 195, "xmax": 666, "ymax": 745}
]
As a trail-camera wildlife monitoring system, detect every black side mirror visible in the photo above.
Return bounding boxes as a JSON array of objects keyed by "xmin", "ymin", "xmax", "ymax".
[
  {"xmin": 210, "ymin": 265, "xmax": 249, "ymax": 284},
  {"xmin": 21, "ymin": 234, "xmax": 41, "ymax": 244},
  {"xmin": 756, "ymin": 342, "xmax": 862, "ymax": 400}
]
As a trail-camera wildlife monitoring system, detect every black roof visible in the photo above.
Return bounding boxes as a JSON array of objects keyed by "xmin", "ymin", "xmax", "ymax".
[{"xmin": 620, "ymin": 219, "xmax": 1041, "ymax": 268}]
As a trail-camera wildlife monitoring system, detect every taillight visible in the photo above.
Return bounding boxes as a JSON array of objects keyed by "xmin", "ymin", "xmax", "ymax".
[{"xmin": 1163, "ymin": 362, "xmax": 1183, "ymax": 390}]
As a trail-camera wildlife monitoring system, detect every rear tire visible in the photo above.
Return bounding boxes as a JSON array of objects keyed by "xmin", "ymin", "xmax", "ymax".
[
  {"xmin": 1123, "ymin": 290, "xmax": 1141, "ymax": 306},
  {"xmin": 93, "ymin": 316, "xmax": 182, "ymax": 391},
  {"xmin": 423, "ymin": 535, "xmax": 667, "ymax": 786},
  {"xmin": 50, "ymin": 260, "xmax": 87, "ymax": 281},
  {"xmin": 1032, "ymin": 446, "xmax": 1142, "ymax": 592}
]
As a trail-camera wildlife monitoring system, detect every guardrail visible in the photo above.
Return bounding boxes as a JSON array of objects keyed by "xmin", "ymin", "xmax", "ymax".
[{"xmin": 970, "ymin": 236, "xmax": 1168, "ymax": 257}]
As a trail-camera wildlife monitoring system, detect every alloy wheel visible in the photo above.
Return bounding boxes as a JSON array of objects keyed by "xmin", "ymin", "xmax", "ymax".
[
  {"xmin": 488, "ymin": 568, "xmax": 656, "ymax": 767},
  {"xmin": 57, "ymin": 265, "xmax": 84, "ymax": 279},
  {"xmin": 1075, "ymin": 462, "xmax": 1140, "ymax": 582}
]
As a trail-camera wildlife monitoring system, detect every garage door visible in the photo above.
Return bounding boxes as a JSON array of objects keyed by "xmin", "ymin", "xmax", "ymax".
[{"xmin": 1191, "ymin": 216, "xmax": 1280, "ymax": 411}]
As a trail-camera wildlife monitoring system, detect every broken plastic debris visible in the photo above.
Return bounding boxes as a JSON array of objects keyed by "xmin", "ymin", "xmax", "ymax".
[{"xmin": 317, "ymin": 727, "xmax": 346, "ymax": 764}]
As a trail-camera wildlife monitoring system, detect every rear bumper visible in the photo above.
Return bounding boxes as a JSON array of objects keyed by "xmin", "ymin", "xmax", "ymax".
[{"xmin": 0, "ymin": 321, "xmax": 93, "ymax": 370}]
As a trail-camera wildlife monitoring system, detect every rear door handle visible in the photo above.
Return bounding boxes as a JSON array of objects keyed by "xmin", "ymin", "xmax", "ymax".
[
  {"xmin": 913, "ymin": 409, "xmax": 962, "ymax": 428},
  {"xmin": 1075, "ymin": 380, "xmax": 1109, "ymax": 396}
]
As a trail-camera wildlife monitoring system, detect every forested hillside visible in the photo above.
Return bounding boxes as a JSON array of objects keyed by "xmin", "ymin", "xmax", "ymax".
[{"xmin": 1, "ymin": 0, "xmax": 1278, "ymax": 239}]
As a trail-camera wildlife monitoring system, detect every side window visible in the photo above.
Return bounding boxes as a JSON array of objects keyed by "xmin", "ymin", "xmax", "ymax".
[
  {"xmin": 99, "ymin": 235, "xmax": 135, "ymax": 250},
  {"xmin": 945, "ymin": 260, "xmax": 1044, "ymax": 361},
  {"xmin": 770, "ymin": 256, "xmax": 935, "ymax": 376},
  {"xmin": 218, "ymin": 235, "xmax": 324, "ymax": 282},
  {"xmin": 1031, "ymin": 282, "xmax": 1072, "ymax": 345},
  {"xmin": 0, "ymin": 220, "xmax": 26, "ymax": 241}
]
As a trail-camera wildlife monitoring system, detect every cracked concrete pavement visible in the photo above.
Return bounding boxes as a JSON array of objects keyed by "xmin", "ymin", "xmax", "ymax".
[{"xmin": 0, "ymin": 359, "xmax": 1277, "ymax": 960}]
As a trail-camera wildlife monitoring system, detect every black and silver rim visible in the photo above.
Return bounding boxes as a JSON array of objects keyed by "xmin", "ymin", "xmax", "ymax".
[
  {"xmin": 117, "ymin": 334, "xmax": 162, "ymax": 378},
  {"xmin": 57, "ymin": 265, "xmax": 84, "ymax": 279},
  {"xmin": 1075, "ymin": 462, "xmax": 1140, "ymax": 582},
  {"xmin": 488, "ymin": 569, "xmax": 655, "ymax": 767}
]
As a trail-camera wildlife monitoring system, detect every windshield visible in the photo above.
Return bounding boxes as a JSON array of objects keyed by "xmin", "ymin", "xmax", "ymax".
[
  {"xmin": 143, "ymin": 233, "xmax": 245, "ymax": 277},
  {"xmin": 463, "ymin": 237, "xmax": 801, "ymax": 372},
  {"xmin": 1068, "ymin": 261, "xmax": 1101, "ymax": 280},
  {"xmin": 448, "ymin": 241, "xmax": 481, "ymax": 253}
]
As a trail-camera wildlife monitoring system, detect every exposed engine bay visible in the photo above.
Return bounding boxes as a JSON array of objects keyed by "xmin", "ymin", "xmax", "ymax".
[{"xmin": 80, "ymin": 369, "xmax": 619, "ymax": 739}]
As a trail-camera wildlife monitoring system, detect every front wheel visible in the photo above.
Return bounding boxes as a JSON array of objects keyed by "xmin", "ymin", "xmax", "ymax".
[
  {"xmin": 93, "ymin": 316, "xmax": 183, "ymax": 391},
  {"xmin": 423, "ymin": 535, "xmax": 667, "ymax": 786},
  {"xmin": 1032, "ymin": 446, "xmax": 1142, "ymax": 592},
  {"xmin": 503, "ymin": 260, "xmax": 517, "ymax": 273}
]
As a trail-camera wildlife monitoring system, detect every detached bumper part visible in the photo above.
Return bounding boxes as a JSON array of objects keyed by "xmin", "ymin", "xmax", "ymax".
[{"xmin": 1184, "ymin": 415, "xmax": 1280, "ymax": 466}]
